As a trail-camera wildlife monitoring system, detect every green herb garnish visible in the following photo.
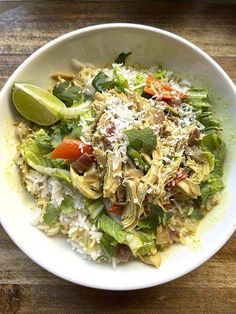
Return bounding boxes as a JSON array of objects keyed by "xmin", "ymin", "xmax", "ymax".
[
  {"xmin": 124, "ymin": 127, "xmax": 157, "ymax": 153},
  {"xmin": 138, "ymin": 205, "xmax": 173, "ymax": 230},
  {"xmin": 115, "ymin": 52, "xmax": 131, "ymax": 64},
  {"xmin": 50, "ymin": 118, "xmax": 81, "ymax": 148},
  {"xmin": 52, "ymin": 81, "xmax": 84, "ymax": 107},
  {"xmin": 92, "ymin": 72, "xmax": 115, "ymax": 92}
]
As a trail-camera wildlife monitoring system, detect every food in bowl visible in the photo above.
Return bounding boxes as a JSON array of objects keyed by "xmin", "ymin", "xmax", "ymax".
[{"xmin": 12, "ymin": 52, "xmax": 225, "ymax": 268}]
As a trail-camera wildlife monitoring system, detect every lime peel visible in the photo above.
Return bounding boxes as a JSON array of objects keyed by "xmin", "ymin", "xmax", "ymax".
[
  {"xmin": 12, "ymin": 83, "xmax": 92, "ymax": 126},
  {"xmin": 12, "ymin": 83, "xmax": 65, "ymax": 126}
]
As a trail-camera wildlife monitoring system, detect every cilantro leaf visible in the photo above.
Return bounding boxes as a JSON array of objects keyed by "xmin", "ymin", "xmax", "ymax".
[
  {"xmin": 43, "ymin": 203, "xmax": 58, "ymax": 226},
  {"xmin": 60, "ymin": 195, "xmax": 75, "ymax": 214},
  {"xmin": 92, "ymin": 72, "xmax": 115, "ymax": 92},
  {"xmin": 124, "ymin": 127, "xmax": 157, "ymax": 153},
  {"xmin": 92, "ymin": 66, "xmax": 130, "ymax": 93},
  {"xmin": 114, "ymin": 52, "xmax": 131, "ymax": 64},
  {"xmin": 138, "ymin": 205, "xmax": 173, "ymax": 230},
  {"xmin": 137, "ymin": 210, "xmax": 160, "ymax": 230},
  {"xmin": 50, "ymin": 118, "xmax": 81, "ymax": 148},
  {"xmin": 52, "ymin": 81, "xmax": 84, "ymax": 107},
  {"xmin": 150, "ymin": 205, "xmax": 173, "ymax": 226}
]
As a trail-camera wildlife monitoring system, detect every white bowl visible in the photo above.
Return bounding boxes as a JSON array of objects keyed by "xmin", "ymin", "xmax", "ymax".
[{"xmin": 0, "ymin": 23, "xmax": 236, "ymax": 290}]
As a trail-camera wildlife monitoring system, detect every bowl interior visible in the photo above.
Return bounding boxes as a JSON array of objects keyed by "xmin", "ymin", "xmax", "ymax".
[{"xmin": 0, "ymin": 25, "xmax": 236, "ymax": 290}]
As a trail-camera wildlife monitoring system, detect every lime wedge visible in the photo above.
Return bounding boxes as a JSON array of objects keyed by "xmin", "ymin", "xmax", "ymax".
[{"xmin": 12, "ymin": 83, "xmax": 66, "ymax": 126}]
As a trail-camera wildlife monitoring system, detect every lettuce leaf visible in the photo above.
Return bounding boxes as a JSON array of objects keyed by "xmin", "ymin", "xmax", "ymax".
[
  {"xmin": 21, "ymin": 138, "xmax": 71, "ymax": 184},
  {"xmin": 84, "ymin": 198, "xmax": 104, "ymax": 220},
  {"xmin": 80, "ymin": 108, "xmax": 96, "ymax": 124},
  {"xmin": 100, "ymin": 233, "xmax": 118, "ymax": 260},
  {"xmin": 43, "ymin": 203, "xmax": 58, "ymax": 226},
  {"xmin": 187, "ymin": 88, "xmax": 209, "ymax": 100},
  {"xmin": 186, "ymin": 88, "xmax": 210, "ymax": 115},
  {"xmin": 60, "ymin": 195, "xmax": 75, "ymax": 214},
  {"xmin": 34, "ymin": 129, "xmax": 52, "ymax": 149},
  {"xmin": 113, "ymin": 67, "xmax": 129, "ymax": 93},
  {"xmin": 201, "ymin": 151, "xmax": 215, "ymax": 172},
  {"xmin": 127, "ymin": 230, "xmax": 156, "ymax": 256},
  {"xmin": 200, "ymin": 133, "xmax": 226, "ymax": 204},
  {"xmin": 98, "ymin": 214, "xmax": 156, "ymax": 257},
  {"xmin": 186, "ymin": 88, "xmax": 222, "ymax": 131},
  {"xmin": 201, "ymin": 133, "xmax": 226, "ymax": 176},
  {"xmin": 197, "ymin": 112, "xmax": 222, "ymax": 131},
  {"xmin": 59, "ymin": 101, "xmax": 92, "ymax": 119},
  {"xmin": 98, "ymin": 214, "xmax": 127, "ymax": 243},
  {"xmin": 52, "ymin": 81, "xmax": 93, "ymax": 119},
  {"xmin": 200, "ymin": 175, "xmax": 224, "ymax": 204}
]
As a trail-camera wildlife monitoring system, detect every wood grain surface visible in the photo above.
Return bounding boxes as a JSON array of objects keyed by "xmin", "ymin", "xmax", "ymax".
[{"xmin": 0, "ymin": 1, "xmax": 236, "ymax": 313}]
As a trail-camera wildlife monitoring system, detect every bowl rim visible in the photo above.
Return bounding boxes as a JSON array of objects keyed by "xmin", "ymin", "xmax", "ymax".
[{"xmin": 1, "ymin": 23, "xmax": 236, "ymax": 291}]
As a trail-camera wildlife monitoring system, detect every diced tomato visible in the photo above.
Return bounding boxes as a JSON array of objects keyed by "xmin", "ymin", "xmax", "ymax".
[
  {"xmin": 167, "ymin": 169, "xmax": 188, "ymax": 190},
  {"xmin": 144, "ymin": 75, "xmax": 187, "ymax": 101},
  {"xmin": 50, "ymin": 138, "xmax": 93, "ymax": 160},
  {"xmin": 108, "ymin": 205, "xmax": 123, "ymax": 216}
]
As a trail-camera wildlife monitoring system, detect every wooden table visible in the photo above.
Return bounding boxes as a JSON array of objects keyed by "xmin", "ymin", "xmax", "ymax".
[{"xmin": 0, "ymin": 1, "xmax": 236, "ymax": 313}]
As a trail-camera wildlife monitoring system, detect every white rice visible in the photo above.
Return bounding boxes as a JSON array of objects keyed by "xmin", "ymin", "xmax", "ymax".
[{"xmin": 23, "ymin": 168, "xmax": 103, "ymax": 261}]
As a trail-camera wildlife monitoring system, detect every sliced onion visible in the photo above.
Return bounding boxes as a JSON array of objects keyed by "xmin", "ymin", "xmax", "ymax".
[{"xmin": 71, "ymin": 153, "xmax": 94, "ymax": 173}]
